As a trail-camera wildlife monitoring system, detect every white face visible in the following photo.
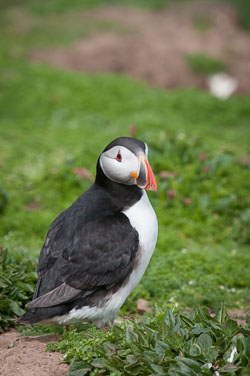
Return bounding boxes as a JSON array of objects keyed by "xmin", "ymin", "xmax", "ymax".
[{"xmin": 100, "ymin": 145, "xmax": 140, "ymax": 185}]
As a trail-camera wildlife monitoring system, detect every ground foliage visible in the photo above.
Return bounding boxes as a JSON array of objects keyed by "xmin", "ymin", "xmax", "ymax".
[
  {"xmin": 47, "ymin": 304, "xmax": 250, "ymax": 376},
  {"xmin": 0, "ymin": 248, "xmax": 37, "ymax": 332}
]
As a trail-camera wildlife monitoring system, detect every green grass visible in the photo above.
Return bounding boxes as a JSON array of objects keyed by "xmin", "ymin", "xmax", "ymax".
[
  {"xmin": 0, "ymin": 0, "xmax": 173, "ymax": 14},
  {"xmin": 0, "ymin": 57, "xmax": 250, "ymax": 315},
  {"xmin": 186, "ymin": 53, "xmax": 227, "ymax": 75},
  {"xmin": 0, "ymin": 0, "xmax": 250, "ymax": 333}
]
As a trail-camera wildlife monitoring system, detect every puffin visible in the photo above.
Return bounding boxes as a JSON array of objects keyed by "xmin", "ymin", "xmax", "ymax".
[{"xmin": 18, "ymin": 137, "xmax": 158, "ymax": 327}]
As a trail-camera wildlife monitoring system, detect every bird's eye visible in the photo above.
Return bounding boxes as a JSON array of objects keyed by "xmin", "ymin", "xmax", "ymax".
[{"xmin": 116, "ymin": 153, "xmax": 122, "ymax": 162}]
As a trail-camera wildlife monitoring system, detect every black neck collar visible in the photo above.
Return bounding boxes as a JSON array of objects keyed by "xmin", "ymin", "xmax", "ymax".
[{"xmin": 95, "ymin": 157, "xmax": 143, "ymax": 211}]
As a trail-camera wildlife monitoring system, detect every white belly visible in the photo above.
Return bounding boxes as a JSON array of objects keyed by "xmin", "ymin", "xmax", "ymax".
[
  {"xmin": 120, "ymin": 190, "xmax": 158, "ymax": 296},
  {"xmin": 51, "ymin": 191, "xmax": 158, "ymax": 326}
]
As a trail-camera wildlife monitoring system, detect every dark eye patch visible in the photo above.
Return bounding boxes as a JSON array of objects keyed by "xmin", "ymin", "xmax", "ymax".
[{"xmin": 116, "ymin": 152, "xmax": 122, "ymax": 162}]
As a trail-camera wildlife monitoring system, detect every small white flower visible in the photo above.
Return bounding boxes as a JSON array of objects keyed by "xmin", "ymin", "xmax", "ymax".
[
  {"xmin": 175, "ymin": 302, "xmax": 179, "ymax": 308},
  {"xmin": 207, "ymin": 73, "xmax": 238, "ymax": 100},
  {"xmin": 227, "ymin": 346, "xmax": 237, "ymax": 363},
  {"xmin": 169, "ymin": 297, "xmax": 175, "ymax": 302},
  {"xmin": 231, "ymin": 288, "xmax": 236, "ymax": 292},
  {"xmin": 181, "ymin": 248, "xmax": 187, "ymax": 254},
  {"xmin": 189, "ymin": 280, "xmax": 194, "ymax": 285},
  {"xmin": 202, "ymin": 363, "xmax": 213, "ymax": 370},
  {"xmin": 219, "ymin": 285, "xmax": 225, "ymax": 290}
]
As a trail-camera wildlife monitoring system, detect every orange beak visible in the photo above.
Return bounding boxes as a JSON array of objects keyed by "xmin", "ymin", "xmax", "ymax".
[
  {"xmin": 131, "ymin": 155, "xmax": 157, "ymax": 191},
  {"xmin": 143, "ymin": 158, "xmax": 157, "ymax": 191}
]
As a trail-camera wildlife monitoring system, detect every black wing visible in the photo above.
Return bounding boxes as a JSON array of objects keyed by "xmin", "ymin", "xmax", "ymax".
[{"xmin": 27, "ymin": 212, "xmax": 139, "ymax": 308}]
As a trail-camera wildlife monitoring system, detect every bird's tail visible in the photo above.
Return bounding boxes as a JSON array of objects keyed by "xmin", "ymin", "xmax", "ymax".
[
  {"xmin": 16, "ymin": 309, "xmax": 42, "ymax": 325},
  {"xmin": 16, "ymin": 303, "xmax": 65, "ymax": 325}
]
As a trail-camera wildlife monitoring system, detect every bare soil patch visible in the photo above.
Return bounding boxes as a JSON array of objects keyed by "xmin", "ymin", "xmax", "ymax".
[
  {"xmin": 29, "ymin": 1, "xmax": 250, "ymax": 93},
  {"xmin": 227, "ymin": 309, "xmax": 248, "ymax": 327},
  {"xmin": 0, "ymin": 329, "xmax": 69, "ymax": 376}
]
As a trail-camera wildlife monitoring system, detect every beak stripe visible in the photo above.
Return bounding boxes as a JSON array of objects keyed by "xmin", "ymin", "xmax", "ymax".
[{"xmin": 144, "ymin": 159, "xmax": 157, "ymax": 192}]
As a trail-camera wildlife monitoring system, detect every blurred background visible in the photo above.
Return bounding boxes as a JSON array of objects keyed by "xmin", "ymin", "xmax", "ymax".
[{"xmin": 0, "ymin": 0, "xmax": 250, "ymax": 325}]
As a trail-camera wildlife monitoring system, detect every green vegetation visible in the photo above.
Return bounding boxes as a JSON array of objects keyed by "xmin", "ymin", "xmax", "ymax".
[
  {"xmin": 1, "ymin": 59, "xmax": 249, "ymax": 315},
  {"xmin": 230, "ymin": 0, "xmax": 250, "ymax": 32},
  {"xmin": 0, "ymin": 248, "xmax": 37, "ymax": 332},
  {"xmin": 46, "ymin": 304, "xmax": 250, "ymax": 375},
  {"xmin": 186, "ymin": 53, "xmax": 227, "ymax": 75},
  {"xmin": 0, "ymin": 0, "xmax": 181, "ymax": 13}
]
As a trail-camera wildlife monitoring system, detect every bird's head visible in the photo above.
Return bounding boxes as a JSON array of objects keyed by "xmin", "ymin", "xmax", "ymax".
[{"xmin": 97, "ymin": 137, "xmax": 157, "ymax": 191}]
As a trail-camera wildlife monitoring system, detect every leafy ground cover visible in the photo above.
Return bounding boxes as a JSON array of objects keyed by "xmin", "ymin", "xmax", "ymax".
[
  {"xmin": 43, "ymin": 304, "xmax": 250, "ymax": 375},
  {"xmin": 0, "ymin": 248, "xmax": 37, "ymax": 332}
]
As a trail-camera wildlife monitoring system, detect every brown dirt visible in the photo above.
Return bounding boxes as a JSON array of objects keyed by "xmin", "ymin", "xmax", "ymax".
[
  {"xmin": 0, "ymin": 329, "xmax": 69, "ymax": 376},
  {"xmin": 29, "ymin": 1, "xmax": 250, "ymax": 93},
  {"xmin": 227, "ymin": 309, "xmax": 248, "ymax": 327}
]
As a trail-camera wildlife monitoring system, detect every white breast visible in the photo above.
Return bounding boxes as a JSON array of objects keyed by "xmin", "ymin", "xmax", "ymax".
[
  {"xmin": 122, "ymin": 190, "xmax": 158, "ymax": 290},
  {"xmin": 51, "ymin": 191, "xmax": 158, "ymax": 327},
  {"xmin": 101, "ymin": 190, "xmax": 158, "ymax": 315}
]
